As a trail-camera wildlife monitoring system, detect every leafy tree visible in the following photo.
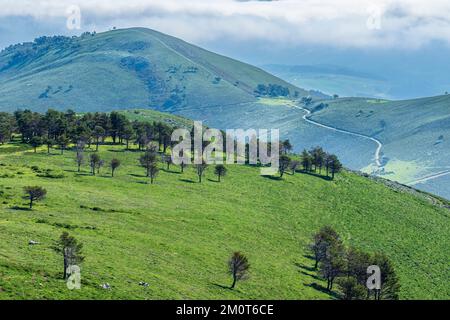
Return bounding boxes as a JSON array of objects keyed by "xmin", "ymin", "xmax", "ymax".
[
  {"xmin": 90, "ymin": 153, "xmax": 101, "ymax": 176},
  {"xmin": 43, "ymin": 137, "xmax": 55, "ymax": 154},
  {"xmin": 310, "ymin": 147, "xmax": 326, "ymax": 173},
  {"xmin": 53, "ymin": 232, "xmax": 84, "ymax": 280},
  {"xmin": 76, "ymin": 151, "xmax": 84, "ymax": 173},
  {"xmin": 328, "ymin": 154, "xmax": 343, "ymax": 179},
  {"xmin": 110, "ymin": 111, "xmax": 127, "ymax": 144},
  {"xmin": 97, "ymin": 159, "xmax": 105, "ymax": 175},
  {"xmin": 195, "ymin": 161, "xmax": 208, "ymax": 183},
  {"xmin": 23, "ymin": 186, "xmax": 47, "ymax": 209},
  {"xmin": 0, "ymin": 112, "xmax": 14, "ymax": 144},
  {"xmin": 140, "ymin": 151, "xmax": 158, "ymax": 177},
  {"xmin": 301, "ymin": 149, "xmax": 312, "ymax": 172},
  {"xmin": 289, "ymin": 160, "xmax": 300, "ymax": 175},
  {"xmin": 344, "ymin": 247, "xmax": 372, "ymax": 286},
  {"xmin": 93, "ymin": 126, "xmax": 105, "ymax": 151},
  {"xmin": 281, "ymin": 139, "xmax": 293, "ymax": 154},
  {"xmin": 319, "ymin": 242, "xmax": 346, "ymax": 291},
  {"xmin": 279, "ymin": 155, "xmax": 291, "ymax": 178},
  {"xmin": 148, "ymin": 163, "xmax": 159, "ymax": 184},
  {"xmin": 228, "ymin": 252, "xmax": 250, "ymax": 289},
  {"xmin": 110, "ymin": 159, "xmax": 121, "ymax": 177},
  {"xmin": 122, "ymin": 124, "xmax": 134, "ymax": 150},
  {"xmin": 30, "ymin": 136, "xmax": 43, "ymax": 153},
  {"xmin": 370, "ymin": 253, "xmax": 400, "ymax": 300},
  {"xmin": 180, "ymin": 160, "xmax": 187, "ymax": 173},
  {"xmin": 163, "ymin": 154, "xmax": 173, "ymax": 171},
  {"xmin": 214, "ymin": 164, "xmax": 228, "ymax": 182},
  {"xmin": 75, "ymin": 141, "xmax": 85, "ymax": 172},
  {"xmin": 309, "ymin": 226, "xmax": 341, "ymax": 269},
  {"xmin": 57, "ymin": 135, "xmax": 69, "ymax": 155},
  {"xmin": 337, "ymin": 276, "xmax": 366, "ymax": 300}
]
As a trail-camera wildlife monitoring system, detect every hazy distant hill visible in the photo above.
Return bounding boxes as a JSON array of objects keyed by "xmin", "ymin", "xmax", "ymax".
[{"xmin": 263, "ymin": 64, "xmax": 392, "ymax": 99}]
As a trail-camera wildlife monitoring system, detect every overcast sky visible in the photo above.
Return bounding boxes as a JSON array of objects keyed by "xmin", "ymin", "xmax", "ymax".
[
  {"xmin": 1, "ymin": 0, "xmax": 450, "ymax": 98},
  {"xmin": 1, "ymin": 0, "xmax": 450, "ymax": 49}
]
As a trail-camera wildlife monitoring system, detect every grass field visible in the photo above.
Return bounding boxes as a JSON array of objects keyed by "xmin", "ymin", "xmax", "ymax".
[{"xmin": 0, "ymin": 139, "xmax": 448, "ymax": 300}]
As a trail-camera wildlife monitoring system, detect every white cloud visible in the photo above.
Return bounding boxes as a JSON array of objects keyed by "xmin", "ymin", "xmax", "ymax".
[{"xmin": 1, "ymin": 0, "xmax": 450, "ymax": 48}]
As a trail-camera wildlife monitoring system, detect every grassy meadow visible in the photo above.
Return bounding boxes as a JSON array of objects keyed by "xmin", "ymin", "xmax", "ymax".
[{"xmin": 0, "ymin": 139, "xmax": 449, "ymax": 300}]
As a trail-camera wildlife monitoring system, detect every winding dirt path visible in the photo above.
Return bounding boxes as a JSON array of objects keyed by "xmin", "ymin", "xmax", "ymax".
[
  {"xmin": 291, "ymin": 104, "xmax": 383, "ymax": 167},
  {"xmin": 406, "ymin": 170, "xmax": 450, "ymax": 185}
]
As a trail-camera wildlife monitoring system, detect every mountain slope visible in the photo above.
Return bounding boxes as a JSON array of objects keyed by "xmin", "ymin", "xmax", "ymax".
[
  {"xmin": 306, "ymin": 95, "xmax": 450, "ymax": 199},
  {"xmin": 0, "ymin": 140, "xmax": 449, "ymax": 299},
  {"xmin": 0, "ymin": 28, "xmax": 311, "ymax": 113}
]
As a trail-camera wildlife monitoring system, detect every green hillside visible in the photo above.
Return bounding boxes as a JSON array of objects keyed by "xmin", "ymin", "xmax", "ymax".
[
  {"xmin": 0, "ymin": 28, "xmax": 311, "ymax": 114},
  {"xmin": 307, "ymin": 95, "xmax": 450, "ymax": 199},
  {"xmin": 0, "ymin": 138, "xmax": 448, "ymax": 300}
]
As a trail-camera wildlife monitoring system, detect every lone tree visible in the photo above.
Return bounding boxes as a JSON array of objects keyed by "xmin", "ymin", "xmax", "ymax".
[
  {"xmin": 228, "ymin": 252, "xmax": 250, "ymax": 289},
  {"xmin": 180, "ymin": 160, "xmax": 187, "ymax": 173},
  {"xmin": 148, "ymin": 163, "xmax": 159, "ymax": 184},
  {"xmin": 53, "ymin": 232, "xmax": 84, "ymax": 280},
  {"xmin": 75, "ymin": 141, "xmax": 85, "ymax": 172},
  {"xmin": 30, "ymin": 136, "xmax": 43, "ymax": 153},
  {"xmin": 110, "ymin": 158, "xmax": 121, "ymax": 177},
  {"xmin": 214, "ymin": 164, "xmax": 227, "ymax": 182},
  {"xmin": 140, "ymin": 151, "xmax": 158, "ymax": 177},
  {"xmin": 90, "ymin": 153, "xmax": 101, "ymax": 176},
  {"xmin": 290, "ymin": 160, "xmax": 300, "ymax": 175},
  {"xmin": 97, "ymin": 159, "xmax": 105, "ymax": 175},
  {"xmin": 163, "ymin": 155, "xmax": 173, "ymax": 171},
  {"xmin": 279, "ymin": 155, "xmax": 291, "ymax": 178},
  {"xmin": 23, "ymin": 186, "xmax": 47, "ymax": 209},
  {"xmin": 195, "ymin": 161, "xmax": 208, "ymax": 183}
]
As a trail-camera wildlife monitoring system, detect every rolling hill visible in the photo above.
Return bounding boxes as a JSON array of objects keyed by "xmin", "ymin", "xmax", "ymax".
[
  {"xmin": 0, "ymin": 136, "xmax": 449, "ymax": 299},
  {"xmin": 0, "ymin": 28, "xmax": 312, "ymax": 114},
  {"xmin": 0, "ymin": 27, "xmax": 448, "ymax": 200}
]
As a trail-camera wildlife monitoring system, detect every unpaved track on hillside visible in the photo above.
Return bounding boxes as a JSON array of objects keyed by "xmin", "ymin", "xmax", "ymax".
[
  {"xmin": 406, "ymin": 170, "xmax": 450, "ymax": 185},
  {"xmin": 291, "ymin": 104, "xmax": 383, "ymax": 167}
]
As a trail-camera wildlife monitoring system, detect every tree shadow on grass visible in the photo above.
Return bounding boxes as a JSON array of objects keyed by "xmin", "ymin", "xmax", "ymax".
[
  {"xmin": 130, "ymin": 173, "xmax": 146, "ymax": 178},
  {"xmin": 108, "ymin": 149, "xmax": 142, "ymax": 153},
  {"xmin": 261, "ymin": 175, "xmax": 283, "ymax": 181},
  {"xmin": 11, "ymin": 206, "xmax": 31, "ymax": 211},
  {"xmin": 180, "ymin": 179, "xmax": 196, "ymax": 184},
  {"xmin": 304, "ymin": 282, "xmax": 340, "ymax": 299},
  {"xmin": 294, "ymin": 262, "xmax": 317, "ymax": 273},
  {"xmin": 303, "ymin": 254, "xmax": 316, "ymax": 260},
  {"xmin": 211, "ymin": 282, "xmax": 233, "ymax": 290},
  {"xmin": 162, "ymin": 169, "xmax": 182, "ymax": 174},
  {"xmin": 299, "ymin": 171, "xmax": 333, "ymax": 181},
  {"xmin": 207, "ymin": 179, "xmax": 220, "ymax": 183},
  {"xmin": 295, "ymin": 263, "xmax": 322, "ymax": 281}
]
